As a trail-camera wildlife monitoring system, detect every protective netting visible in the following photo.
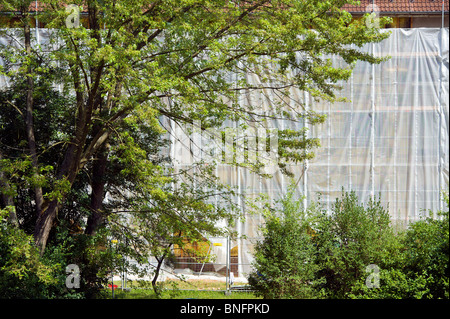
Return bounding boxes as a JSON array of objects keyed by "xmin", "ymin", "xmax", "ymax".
[
  {"xmin": 1, "ymin": 28, "xmax": 448, "ymax": 280},
  {"xmin": 165, "ymin": 28, "xmax": 449, "ymax": 278}
]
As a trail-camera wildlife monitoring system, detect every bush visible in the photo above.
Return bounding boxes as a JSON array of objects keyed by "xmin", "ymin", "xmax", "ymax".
[
  {"xmin": 349, "ymin": 192, "xmax": 449, "ymax": 299},
  {"xmin": 0, "ymin": 209, "xmax": 57, "ymax": 298},
  {"xmin": 249, "ymin": 188, "xmax": 449, "ymax": 299},
  {"xmin": 348, "ymin": 268, "xmax": 430, "ymax": 299},
  {"xmin": 248, "ymin": 184, "xmax": 325, "ymax": 299},
  {"xmin": 0, "ymin": 210, "xmax": 114, "ymax": 298},
  {"xmin": 41, "ymin": 220, "xmax": 121, "ymax": 299},
  {"xmin": 314, "ymin": 190, "xmax": 400, "ymax": 298},
  {"xmin": 401, "ymin": 193, "xmax": 449, "ymax": 298}
]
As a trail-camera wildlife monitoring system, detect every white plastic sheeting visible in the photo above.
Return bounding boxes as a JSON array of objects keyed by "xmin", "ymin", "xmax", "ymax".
[
  {"xmin": 305, "ymin": 28, "xmax": 449, "ymax": 223},
  {"xmin": 166, "ymin": 28, "xmax": 449, "ymax": 277},
  {"xmin": 1, "ymin": 28, "xmax": 448, "ymax": 279}
]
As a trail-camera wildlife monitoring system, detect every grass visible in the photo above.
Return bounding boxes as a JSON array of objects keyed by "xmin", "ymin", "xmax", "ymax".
[
  {"xmin": 113, "ymin": 289, "xmax": 259, "ymax": 299},
  {"xmin": 109, "ymin": 279, "xmax": 260, "ymax": 299}
]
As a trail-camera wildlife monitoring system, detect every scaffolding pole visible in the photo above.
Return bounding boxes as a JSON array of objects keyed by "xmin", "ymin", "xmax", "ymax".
[
  {"xmin": 370, "ymin": 41, "xmax": 375, "ymax": 199},
  {"xmin": 438, "ymin": 26, "xmax": 445, "ymax": 212}
]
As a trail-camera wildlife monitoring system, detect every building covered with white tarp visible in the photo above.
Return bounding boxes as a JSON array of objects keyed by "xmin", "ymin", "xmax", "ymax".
[
  {"xmin": 166, "ymin": 28, "xmax": 449, "ymax": 279},
  {"xmin": 0, "ymin": 28, "xmax": 448, "ymax": 281}
]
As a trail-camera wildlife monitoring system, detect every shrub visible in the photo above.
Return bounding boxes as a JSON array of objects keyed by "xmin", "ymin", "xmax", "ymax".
[
  {"xmin": 41, "ymin": 221, "xmax": 119, "ymax": 299},
  {"xmin": 348, "ymin": 268, "xmax": 430, "ymax": 299},
  {"xmin": 401, "ymin": 192, "xmax": 449, "ymax": 299},
  {"xmin": 339, "ymin": 191, "xmax": 449, "ymax": 299},
  {"xmin": 248, "ymin": 184, "xmax": 325, "ymax": 299},
  {"xmin": 313, "ymin": 190, "xmax": 400, "ymax": 298},
  {"xmin": 0, "ymin": 210, "xmax": 113, "ymax": 298},
  {"xmin": 0, "ymin": 209, "xmax": 57, "ymax": 298},
  {"xmin": 250, "ymin": 188, "xmax": 449, "ymax": 299}
]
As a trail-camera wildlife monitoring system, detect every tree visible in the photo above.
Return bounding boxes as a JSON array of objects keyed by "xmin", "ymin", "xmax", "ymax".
[{"xmin": 0, "ymin": 0, "xmax": 390, "ymax": 268}]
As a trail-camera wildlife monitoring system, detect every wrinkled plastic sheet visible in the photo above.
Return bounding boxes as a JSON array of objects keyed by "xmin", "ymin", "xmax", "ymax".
[{"xmin": 1, "ymin": 28, "xmax": 448, "ymax": 278}]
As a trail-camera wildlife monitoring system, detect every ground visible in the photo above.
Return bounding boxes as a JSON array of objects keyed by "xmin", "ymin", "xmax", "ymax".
[{"xmin": 111, "ymin": 278, "xmax": 258, "ymax": 299}]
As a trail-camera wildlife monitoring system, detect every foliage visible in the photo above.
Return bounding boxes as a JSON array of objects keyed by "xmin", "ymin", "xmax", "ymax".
[
  {"xmin": 348, "ymin": 191, "xmax": 449, "ymax": 299},
  {"xmin": 0, "ymin": 209, "xmax": 57, "ymax": 298},
  {"xmin": 248, "ymin": 181, "xmax": 325, "ymax": 299},
  {"xmin": 314, "ymin": 190, "xmax": 400, "ymax": 298},
  {"xmin": 250, "ymin": 188, "xmax": 449, "ymax": 299},
  {"xmin": 402, "ymin": 192, "xmax": 449, "ymax": 299},
  {"xmin": 348, "ymin": 267, "xmax": 431, "ymax": 299},
  {"xmin": 349, "ymin": 192, "xmax": 449, "ymax": 299},
  {"xmin": 42, "ymin": 221, "xmax": 120, "ymax": 299},
  {"xmin": 0, "ymin": 208, "xmax": 119, "ymax": 298},
  {"xmin": 0, "ymin": 0, "xmax": 392, "ymax": 298}
]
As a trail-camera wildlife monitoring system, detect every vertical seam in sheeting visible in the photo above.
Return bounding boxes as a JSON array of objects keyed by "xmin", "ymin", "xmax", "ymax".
[
  {"xmin": 414, "ymin": 29, "xmax": 419, "ymax": 222},
  {"xmin": 304, "ymin": 90, "xmax": 309, "ymax": 213},
  {"xmin": 349, "ymin": 51, "xmax": 353, "ymax": 192},
  {"xmin": 371, "ymin": 41, "xmax": 375, "ymax": 199},
  {"xmin": 394, "ymin": 29, "xmax": 399, "ymax": 225},
  {"xmin": 369, "ymin": 0, "xmax": 375, "ymax": 204},
  {"xmin": 438, "ymin": 27, "xmax": 444, "ymax": 213},
  {"xmin": 327, "ymin": 101, "xmax": 331, "ymax": 212},
  {"xmin": 235, "ymin": 65, "xmax": 242, "ymax": 278}
]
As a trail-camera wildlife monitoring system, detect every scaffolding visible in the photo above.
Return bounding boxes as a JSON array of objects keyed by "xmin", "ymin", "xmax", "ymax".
[
  {"xmin": 0, "ymin": 28, "xmax": 448, "ymax": 281},
  {"xmin": 167, "ymin": 28, "xmax": 449, "ymax": 279}
]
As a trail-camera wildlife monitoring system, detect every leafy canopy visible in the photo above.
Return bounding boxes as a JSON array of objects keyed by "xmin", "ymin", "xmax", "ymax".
[{"xmin": 0, "ymin": 0, "xmax": 391, "ymax": 296}]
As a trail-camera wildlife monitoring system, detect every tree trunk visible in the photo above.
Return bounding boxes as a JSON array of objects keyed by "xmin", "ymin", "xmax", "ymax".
[
  {"xmin": 85, "ymin": 143, "xmax": 109, "ymax": 236},
  {"xmin": 152, "ymin": 255, "xmax": 165, "ymax": 296},
  {"xmin": 34, "ymin": 200, "xmax": 60, "ymax": 253},
  {"xmin": 34, "ymin": 136, "xmax": 82, "ymax": 253},
  {"xmin": 33, "ymin": 108, "xmax": 108, "ymax": 253},
  {"xmin": 152, "ymin": 244, "xmax": 173, "ymax": 295},
  {"xmin": 33, "ymin": 92, "xmax": 107, "ymax": 252},
  {"xmin": 0, "ymin": 151, "xmax": 18, "ymax": 227},
  {"xmin": 33, "ymin": 1, "xmax": 108, "ymax": 254},
  {"xmin": 23, "ymin": 11, "xmax": 44, "ymax": 217}
]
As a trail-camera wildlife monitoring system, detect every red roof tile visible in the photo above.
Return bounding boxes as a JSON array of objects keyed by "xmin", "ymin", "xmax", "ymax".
[
  {"xmin": 2, "ymin": 1, "xmax": 449, "ymax": 14},
  {"xmin": 342, "ymin": 0, "xmax": 449, "ymax": 14}
]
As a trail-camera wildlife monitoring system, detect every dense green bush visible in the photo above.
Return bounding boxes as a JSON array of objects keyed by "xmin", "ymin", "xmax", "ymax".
[
  {"xmin": 248, "ymin": 184, "xmax": 325, "ymax": 299},
  {"xmin": 0, "ymin": 209, "xmax": 58, "ymax": 298},
  {"xmin": 349, "ymin": 193, "xmax": 449, "ymax": 299},
  {"xmin": 348, "ymin": 268, "xmax": 431, "ymax": 299},
  {"xmin": 402, "ymin": 194, "xmax": 449, "ymax": 299},
  {"xmin": 0, "ymin": 209, "xmax": 115, "ymax": 298},
  {"xmin": 41, "ymin": 222, "xmax": 114, "ymax": 299},
  {"xmin": 315, "ymin": 190, "xmax": 401, "ymax": 298},
  {"xmin": 249, "ymin": 187, "xmax": 449, "ymax": 299}
]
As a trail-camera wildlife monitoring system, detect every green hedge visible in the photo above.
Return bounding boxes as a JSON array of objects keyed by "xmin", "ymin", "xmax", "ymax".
[{"xmin": 249, "ymin": 187, "xmax": 449, "ymax": 299}]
